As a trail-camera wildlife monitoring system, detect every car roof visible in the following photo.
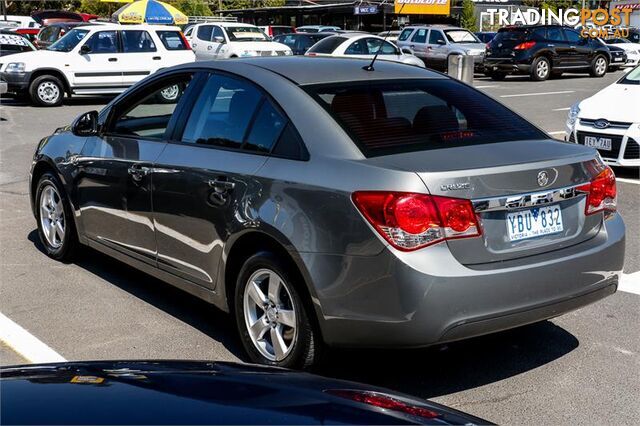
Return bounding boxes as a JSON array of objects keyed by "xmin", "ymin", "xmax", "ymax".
[
  {"xmin": 216, "ymin": 22, "xmax": 257, "ymax": 28},
  {"xmin": 188, "ymin": 56, "xmax": 443, "ymax": 86},
  {"xmin": 73, "ymin": 23, "xmax": 181, "ymax": 31}
]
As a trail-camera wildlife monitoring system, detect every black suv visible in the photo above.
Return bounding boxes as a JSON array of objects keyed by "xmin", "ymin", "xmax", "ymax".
[{"xmin": 484, "ymin": 25, "xmax": 611, "ymax": 81}]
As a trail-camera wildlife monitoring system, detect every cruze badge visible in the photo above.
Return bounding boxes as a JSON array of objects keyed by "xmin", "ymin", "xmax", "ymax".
[
  {"xmin": 441, "ymin": 182, "xmax": 471, "ymax": 191},
  {"xmin": 537, "ymin": 171, "xmax": 550, "ymax": 187}
]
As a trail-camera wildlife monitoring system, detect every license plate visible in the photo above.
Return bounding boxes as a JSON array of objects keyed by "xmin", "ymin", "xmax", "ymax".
[
  {"xmin": 584, "ymin": 135, "xmax": 612, "ymax": 151},
  {"xmin": 507, "ymin": 205, "xmax": 563, "ymax": 242},
  {"xmin": 614, "ymin": 57, "xmax": 623, "ymax": 62}
]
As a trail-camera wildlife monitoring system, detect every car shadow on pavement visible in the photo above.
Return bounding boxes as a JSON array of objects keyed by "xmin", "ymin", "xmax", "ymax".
[
  {"xmin": 318, "ymin": 320, "xmax": 578, "ymax": 399},
  {"xmin": 28, "ymin": 228, "xmax": 580, "ymax": 399},
  {"xmin": 27, "ymin": 230, "xmax": 243, "ymax": 358}
]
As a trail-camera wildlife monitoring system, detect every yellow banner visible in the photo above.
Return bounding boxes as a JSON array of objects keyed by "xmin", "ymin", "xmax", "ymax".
[{"xmin": 395, "ymin": 0, "xmax": 451, "ymax": 15}]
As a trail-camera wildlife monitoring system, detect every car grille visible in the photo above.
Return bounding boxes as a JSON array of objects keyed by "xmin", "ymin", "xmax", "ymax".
[
  {"xmin": 579, "ymin": 118, "xmax": 631, "ymax": 130},
  {"xmin": 275, "ymin": 50, "xmax": 287, "ymax": 56},
  {"xmin": 577, "ymin": 131, "xmax": 622, "ymax": 159},
  {"xmin": 624, "ymin": 138, "xmax": 640, "ymax": 159}
]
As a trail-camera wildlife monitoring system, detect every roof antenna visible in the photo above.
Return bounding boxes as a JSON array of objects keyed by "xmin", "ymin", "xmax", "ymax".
[{"xmin": 364, "ymin": 2, "xmax": 404, "ymax": 71}]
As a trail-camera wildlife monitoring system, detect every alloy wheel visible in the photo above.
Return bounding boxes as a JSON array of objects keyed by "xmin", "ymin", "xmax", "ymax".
[
  {"xmin": 37, "ymin": 81, "xmax": 60, "ymax": 104},
  {"xmin": 39, "ymin": 185, "xmax": 65, "ymax": 248},
  {"xmin": 160, "ymin": 84, "xmax": 180, "ymax": 101},
  {"xmin": 595, "ymin": 57, "xmax": 607, "ymax": 75},
  {"xmin": 243, "ymin": 268, "xmax": 298, "ymax": 362},
  {"xmin": 537, "ymin": 60, "xmax": 549, "ymax": 79}
]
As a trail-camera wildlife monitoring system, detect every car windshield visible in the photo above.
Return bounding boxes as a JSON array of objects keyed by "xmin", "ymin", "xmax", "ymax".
[
  {"xmin": 619, "ymin": 66, "xmax": 640, "ymax": 85},
  {"xmin": 444, "ymin": 29, "xmax": 479, "ymax": 43},
  {"xmin": 308, "ymin": 80, "xmax": 546, "ymax": 158},
  {"xmin": 47, "ymin": 28, "xmax": 89, "ymax": 52},
  {"xmin": 226, "ymin": 26, "xmax": 268, "ymax": 42},
  {"xmin": 606, "ymin": 38, "xmax": 631, "ymax": 44}
]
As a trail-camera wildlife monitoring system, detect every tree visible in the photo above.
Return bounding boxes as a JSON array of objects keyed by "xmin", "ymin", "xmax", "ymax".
[
  {"xmin": 79, "ymin": 0, "xmax": 112, "ymax": 17},
  {"xmin": 218, "ymin": 0, "xmax": 285, "ymax": 11},
  {"xmin": 459, "ymin": 0, "xmax": 476, "ymax": 32},
  {"xmin": 168, "ymin": 0, "xmax": 213, "ymax": 16}
]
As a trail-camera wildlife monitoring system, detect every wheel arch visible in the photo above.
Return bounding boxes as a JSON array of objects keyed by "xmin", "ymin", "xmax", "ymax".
[
  {"xmin": 221, "ymin": 229, "xmax": 326, "ymax": 340},
  {"xmin": 30, "ymin": 158, "xmax": 58, "ymax": 215},
  {"xmin": 29, "ymin": 69, "xmax": 72, "ymax": 95}
]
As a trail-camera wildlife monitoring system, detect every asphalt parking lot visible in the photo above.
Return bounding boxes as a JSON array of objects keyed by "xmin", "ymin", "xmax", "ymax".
[{"xmin": 1, "ymin": 70, "xmax": 638, "ymax": 425}]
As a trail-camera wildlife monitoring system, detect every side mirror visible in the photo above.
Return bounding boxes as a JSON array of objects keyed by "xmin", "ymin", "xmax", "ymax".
[
  {"xmin": 213, "ymin": 36, "xmax": 225, "ymax": 43},
  {"xmin": 72, "ymin": 110, "xmax": 99, "ymax": 137},
  {"xmin": 437, "ymin": 39, "xmax": 446, "ymax": 45},
  {"xmin": 79, "ymin": 44, "xmax": 91, "ymax": 54},
  {"xmin": 401, "ymin": 47, "xmax": 414, "ymax": 55}
]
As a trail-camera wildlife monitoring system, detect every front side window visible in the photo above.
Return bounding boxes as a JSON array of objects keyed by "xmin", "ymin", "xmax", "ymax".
[
  {"xmin": 546, "ymin": 27, "xmax": 564, "ymax": 42},
  {"xmin": 428, "ymin": 30, "xmax": 444, "ymax": 45},
  {"xmin": 365, "ymin": 38, "xmax": 397, "ymax": 55},
  {"xmin": 197, "ymin": 25, "xmax": 213, "ymax": 41},
  {"xmin": 84, "ymin": 30, "xmax": 118, "ymax": 54},
  {"xmin": 212, "ymin": 26, "xmax": 225, "ymax": 40},
  {"xmin": 563, "ymin": 29, "xmax": 581, "ymax": 44},
  {"xmin": 122, "ymin": 30, "xmax": 157, "ymax": 52},
  {"xmin": 182, "ymin": 74, "xmax": 263, "ymax": 149},
  {"xmin": 47, "ymin": 28, "xmax": 89, "ymax": 52},
  {"xmin": 345, "ymin": 39, "xmax": 367, "ymax": 55},
  {"xmin": 309, "ymin": 80, "xmax": 546, "ymax": 158},
  {"xmin": 111, "ymin": 75, "xmax": 192, "ymax": 139},
  {"xmin": 398, "ymin": 28, "xmax": 413, "ymax": 41},
  {"xmin": 411, "ymin": 28, "xmax": 427, "ymax": 44}
]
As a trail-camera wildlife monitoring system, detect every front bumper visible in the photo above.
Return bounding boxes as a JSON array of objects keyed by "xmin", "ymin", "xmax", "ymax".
[
  {"xmin": 0, "ymin": 71, "xmax": 31, "ymax": 93},
  {"xmin": 0, "ymin": 80, "xmax": 7, "ymax": 94},
  {"xmin": 566, "ymin": 120, "xmax": 640, "ymax": 168},
  {"xmin": 305, "ymin": 213, "xmax": 625, "ymax": 348}
]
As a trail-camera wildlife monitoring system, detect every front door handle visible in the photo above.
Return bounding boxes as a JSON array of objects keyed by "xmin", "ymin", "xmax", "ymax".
[
  {"xmin": 153, "ymin": 56, "xmax": 161, "ymax": 60},
  {"xmin": 108, "ymin": 57, "xmax": 118, "ymax": 62},
  {"xmin": 209, "ymin": 178, "xmax": 235, "ymax": 191},
  {"xmin": 128, "ymin": 164, "xmax": 150, "ymax": 182}
]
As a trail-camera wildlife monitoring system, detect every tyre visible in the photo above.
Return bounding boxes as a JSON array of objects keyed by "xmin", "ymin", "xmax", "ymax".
[
  {"xmin": 155, "ymin": 84, "xmax": 183, "ymax": 104},
  {"xmin": 530, "ymin": 56, "xmax": 551, "ymax": 81},
  {"xmin": 488, "ymin": 71, "xmax": 507, "ymax": 81},
  {"xmin": 35, "ymin": 172, "xmax": 78, "ymax": 260},
  {"xmin": 590, "ymin": 55, "xmax": 608, "ymax": 77},
  {"xmin": 235, "ymin": 251, "xmax": 321, "ymax": 369},
  {"xmin": 29, "ymin": 75, "xmax": 64, "ymax": 107}
]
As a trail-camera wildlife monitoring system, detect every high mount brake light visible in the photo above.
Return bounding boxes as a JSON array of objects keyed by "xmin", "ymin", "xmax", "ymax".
[
  {"xmin": 326, "ymin": 390, "xmax": 439, "ymax": 419},
  {"xmin": 352, "ymin": 192, "xmax": 481, "ymax": 251},
  {"xmin": 514, "ymin": 41, "xmax": 536, "ymax": 50},
  {"xmin": 577, "ymin": 167, "xmax": 617, "ymax": 215}
]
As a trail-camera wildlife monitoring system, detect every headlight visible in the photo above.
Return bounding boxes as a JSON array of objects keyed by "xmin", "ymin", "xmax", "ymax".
[
  {"xmin": 5, "ymin": 62, "xmax": 26, "ymax": 73},
  {"xmin": 284, "ymin": 50, "xmax": 292, "ymax": 56},
  {"xmin": 567, "ymin": 102, "xmax": 580, "ymax": 126}
]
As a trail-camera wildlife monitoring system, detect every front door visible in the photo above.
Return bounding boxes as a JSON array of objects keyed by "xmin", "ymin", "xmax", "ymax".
[
  {"xmin": 427, "ymin": 29, "xmax": 448, "ymax": 69},
  {"xmin": 76, "ymin": 74, "xmax": 194, "ymax": 263},
  {"xmin": 153, "ymin": 72, "xmax": 276, "ymax": 289},
  {"xmin": 545, "ymin": 26, "xmax": 571, "ymax": 68},
  {"xmin": 72, "ymin": 30, "xmax": 123, "ymax": 90},
  {"xmin": 192, "ymin": 24, "xmax": 223, "ymax": 60}
]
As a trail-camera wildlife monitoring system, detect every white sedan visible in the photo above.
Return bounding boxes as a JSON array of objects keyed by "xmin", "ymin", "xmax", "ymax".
[
  {"xmin": 566, "ymin": 66, "xmax": 640, "ymax": 168},
  {"xmin": 305, "ymin": 33, "xmax": 425, "ymax": 68},
  {"xmin": 603, "ymin": 37, "xmax": 640, "ymax": 67}
]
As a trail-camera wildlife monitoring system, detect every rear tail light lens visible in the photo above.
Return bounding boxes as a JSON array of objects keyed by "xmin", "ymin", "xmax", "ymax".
[
  {"xmin": 326, "ymin": 390, "xmax": 439, "ymax": 419},
  {"xmin": 577, "ymin": 167, "xmax": 617, "ymax": 215},
  {"xmin": 514, "ymin": 41, "xmax": 536, "ymax": 50},
  {"xmin": 179, "ymin": 32, "xmax": 191, "ymax": 50},
  {"xmin": 352, "ymin": 192, "xmax": 481, "ymax": 251}
]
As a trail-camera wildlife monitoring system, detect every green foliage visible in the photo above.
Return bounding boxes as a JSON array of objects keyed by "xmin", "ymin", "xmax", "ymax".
[
  {"xmin": 460, "ymin": 0, "xmax": 477, "ymax": 32},
  {"xmin": 167, "ymin": 0, "xmax": 213, "ymax": 16},
  {"xmin": 218, "ymin": 0, "xmax": 285, "ymax": 11},
  {"xmin": 78, "ymin": 0, "xmax": 112, "ymax": 16}
]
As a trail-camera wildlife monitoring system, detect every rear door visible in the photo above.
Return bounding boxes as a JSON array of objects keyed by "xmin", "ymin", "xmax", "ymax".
[
  {"xmin": 120, "ymin": 29, "xmax": 158, "ymax": 86},
  {"xmin": 152, "ymin": 72, "xmax": 273, "ymax": 288}
]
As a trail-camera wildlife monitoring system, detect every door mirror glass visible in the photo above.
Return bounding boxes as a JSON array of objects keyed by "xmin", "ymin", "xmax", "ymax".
[
  {"xmin": 213, "ymin": 35, "xmax": 225, "ymax": 43},
  {"xmin": 401, "ymin": 47, "xmax": 413, "ymax": 55},
  {"xmin": 79, "ymin": 44, "xmax": 91, "ymax": 54},
  {"xmin": 436, "ymin": 38, "xmax": 446, "ymax": 45},
  {"xmin": 72, "ymin": 110, "xmax": 99, "ymax": 136}
]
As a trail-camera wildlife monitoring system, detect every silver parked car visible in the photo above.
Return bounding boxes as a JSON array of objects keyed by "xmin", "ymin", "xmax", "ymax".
[
  {"xmin": 30, "ymin": 57, "xmax": 625, "ymax": 369},
  {"xmin": 396, "ymin": 25, "xmax": 486, "ymax": 70}
]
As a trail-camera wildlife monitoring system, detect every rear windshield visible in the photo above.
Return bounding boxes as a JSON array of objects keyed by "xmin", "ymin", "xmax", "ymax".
[
  {"xmin": 307, "ymin": 79, "xmax": 546, "ymax": 158},
  {"xmin": 492, "ymin": 28, "xmax": 528, "ymax": 44},
  {"xmin": 270, "ymin": 26, "xmax": 291, "ymax": 37},
  {"xmin": 156, "ymin": 30, "xmax": 188, "ymax": 50},
  {"xmin": 307, "ymin": 36, "xmax": 346, "ymax": 54}
]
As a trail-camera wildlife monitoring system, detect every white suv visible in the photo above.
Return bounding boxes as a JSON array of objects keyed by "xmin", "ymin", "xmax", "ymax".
[
  {"xmin": 0, "ymin": 23, "xmax": 194, "ymax": 106},
  {"xmin": 185, "ymin": 22, "xmax": 291, "ymax": 60}
]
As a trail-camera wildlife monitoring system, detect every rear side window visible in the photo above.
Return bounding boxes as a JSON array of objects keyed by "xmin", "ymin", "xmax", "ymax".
[
  {"xmin": 156, "ymin": 30, "xmax": 188, "ymax": 50},
  {"xmin": 245, "ymin": 100, "xmax": 286, "ymax": 153},
  {"xmin": 411, "ymin": 28, "xmax": 427, "ymax": 43},
  {"xmin": 398, "ymin": 28, "xmax": 413, "ymax": 41},
  {"xmin": 546, "ymin": 27, "xmax": 564, "ymax": 42},
  {"xmin": 122, "ymin": 30, "xmax": 156, "ymax": 52},
  {"xmin": 308, "ymin": 80, "xmax": 546, "ymax": 158},
  {"xmin": 307, "ymin": 36, "xmax": 347, "ymax": 54}
]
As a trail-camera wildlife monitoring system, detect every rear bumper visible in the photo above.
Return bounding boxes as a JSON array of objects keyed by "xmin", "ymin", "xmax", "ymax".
[
  {"xmin": 484, "ymin": 57, "xmax": 531, "ymax": 73},
  {"xmin": 0, "ymin": 80, "xmax": 7, "ymax": 94},
  {"xmin": 0, "ymin": 71, "xmax": 31, "ymax": 93},
  {"xmin": 306, "ymin": 213, "xmax": 625, "ymax": 348}
]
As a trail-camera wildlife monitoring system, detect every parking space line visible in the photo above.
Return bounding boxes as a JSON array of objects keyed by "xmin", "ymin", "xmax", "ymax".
[
  {"xmin": 547, "ymin": 131, "xmax": 566, "ymax": 135},
  {"xmin": 616, "ymin": 177, "xmax": 640, "ymax": 185},
  {"xmin": 0, "ymin": 312, "xmax": 66, "ymax": 364},
  {"xmin": 475, "ymin": 85, "xmax": 499, "ymax": 89},
  {"xmin": 619, "ymin": 272, "xmax": 640, "ymax": 295},
  {"xmin": 553, "ymin": 107, "xmax": 570, "ymax": 111},
  {"xmin": 500, "ymin": 91, "xmax": 575, "ymax": 98}
]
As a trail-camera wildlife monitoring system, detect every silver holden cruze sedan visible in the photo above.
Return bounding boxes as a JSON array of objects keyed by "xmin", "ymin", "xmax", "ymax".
[{"xmin": 29, "ymin": 57, "xmax": 625, "ymax": 368}]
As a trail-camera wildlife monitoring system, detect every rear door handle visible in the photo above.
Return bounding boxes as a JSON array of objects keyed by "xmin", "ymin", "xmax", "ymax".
[
  {"xmin": 108, "ymin": 57, "xmax": 117, "ymax": 62},
  {"xmin": 208, "ymin": 178, "xmax": 235, "ymax": 191},
  {"xmin": 153, "ymin": 56, "xmax": 161, "ymax": 60},
  {"xmin": 128, "ymin": 164, "xmax": 150, "ymax": 182}
]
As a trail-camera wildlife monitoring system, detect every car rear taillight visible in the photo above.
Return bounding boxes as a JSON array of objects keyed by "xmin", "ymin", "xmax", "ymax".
[
  {"xmin": 326, "ymin": 390, "xmax": 439, "ymax": 419},
  {"xmin": 179, "ymin": 31, "xmax": 191, "ymax": 50},
  {"xmin": 352, "ymin": 192, "xmax": 481, "ymax": 251},
  {"xmin": 577, "ymin": 167, "xmax": 617, "ymax": 215},
  {"xmin": 514, "ymin": 41, "xmax": 536, "ymax": 50}
]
